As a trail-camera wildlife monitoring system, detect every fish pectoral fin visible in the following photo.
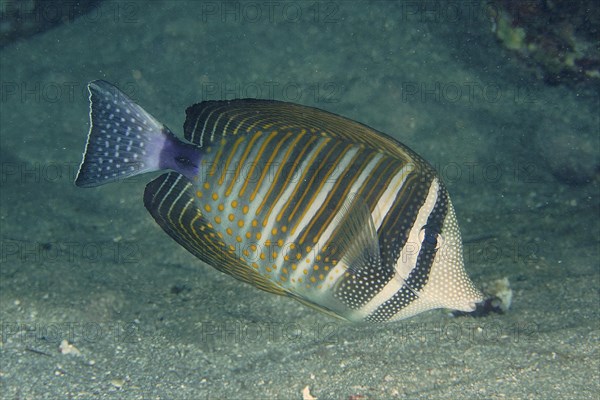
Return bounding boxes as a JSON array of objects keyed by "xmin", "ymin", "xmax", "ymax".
[{"xmin": 329, "ymin": 193, "xmax": 382, "ymax": 275}]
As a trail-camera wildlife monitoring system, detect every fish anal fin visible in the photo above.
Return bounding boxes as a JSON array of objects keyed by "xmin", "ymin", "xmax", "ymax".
[{"xmin": 143, "ymin": 172, "xmax": 286, "ymax": 296}]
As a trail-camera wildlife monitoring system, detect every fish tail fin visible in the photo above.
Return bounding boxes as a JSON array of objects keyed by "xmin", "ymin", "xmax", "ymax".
[{"xmin": 75, "ymin": 80, "xmax": 172, "ymax": 188}]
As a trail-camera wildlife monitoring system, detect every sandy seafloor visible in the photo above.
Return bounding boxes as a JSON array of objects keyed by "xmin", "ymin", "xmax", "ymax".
[{"xmin": 0, "ymin": 1, "xmax": 599, "ymax": 399}]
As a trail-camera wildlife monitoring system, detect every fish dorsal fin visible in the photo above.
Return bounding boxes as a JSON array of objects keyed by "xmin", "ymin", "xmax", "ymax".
[
  {"xmin": 143, "ymin": 171, "xmax": 286, "ymax": 296},
  {"xmin": 183, "ymin": 99, "xmax": 418, "ymax": 161},
  {"xmin": 330, "ymin": 193, "xmax": 382, "ymax": 274}
]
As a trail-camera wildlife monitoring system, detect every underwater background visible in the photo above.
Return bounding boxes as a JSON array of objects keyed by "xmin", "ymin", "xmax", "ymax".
[{"xmin": 1, "ymin": 1, "xmax": 598, "ymax": 398}]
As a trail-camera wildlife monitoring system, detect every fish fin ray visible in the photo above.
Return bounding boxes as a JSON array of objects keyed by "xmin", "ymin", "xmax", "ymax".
[
  {"xmin": 329, "ymin": 193, "xmax": 382, "ymax": 275},
  {"xmin": 183, "ymin": 99, "xmax": 419, "ymax": 161}
]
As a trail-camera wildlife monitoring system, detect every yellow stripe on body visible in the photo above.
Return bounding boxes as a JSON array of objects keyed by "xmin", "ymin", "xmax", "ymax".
[
  {"xmin": 255, "ymin": 134, "xmax": 317, "ymax": 218},
  {"xmin": 209, "ymin": 131, "xmax": 275, "ymax": 253},
  {"xmin": 297, "ymin": 146, "xmax": 364, "ymax": 245},
  {"xmin": 218, "ymin": 135, "xmax": 247, "ymax": 186},
  {"xmin": 256, "ymin": 139, "xmax": 329, "ymax": 258},
  {"xmin": 287, "ymin": 153, "xmax": 384, "ymax": 286},
  {"xmin": 207, "ymin": 138, "xmax": 227, "ymax": 177},
  {"xmin": 250, "ymin": 130, "xmax": 307, "ymax": 204},
  {"xmin": 378, "ymin": 170, "xmax": 426, "ymax": 237},
  {"xmin": 273, "ymin": 138, "xmax": 330, "ymax": 230},
  {"xmin": 360, "ymin": 159, "xmax": 397, "ymax": 210},
  {"xmin": 371, "ymin": 163, "xmax": 414, "ymax": 229},
  {"xmin": 285, "ymin": 141, "xmax": 343, "ymax": 228},
  {"xmin": 238, "ymin": 130, "xmax": 288, "ymax": 198},
  {"xmin": 272, "ymin": 146, "xmax": 361, "ymax": 286},
  {"xmin": 224, "ymin": 130, "xmax": 264, "ymax": 197}
]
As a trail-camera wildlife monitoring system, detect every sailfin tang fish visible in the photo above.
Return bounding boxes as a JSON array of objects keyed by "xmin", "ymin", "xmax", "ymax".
[{"xmin": 75, "ymin": 80, "xmax": 483, "ymax": 322}]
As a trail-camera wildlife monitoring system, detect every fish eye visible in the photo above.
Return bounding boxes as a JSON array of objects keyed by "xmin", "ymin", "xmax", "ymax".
[{"xmin": 419, "ymin": 225, "xmax": 444, "ymax": 250}]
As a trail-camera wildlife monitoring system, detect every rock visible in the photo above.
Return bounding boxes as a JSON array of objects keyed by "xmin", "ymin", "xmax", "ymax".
[{"xmin": 489, "ymin": 0, "xmax": 600, "ymax": 85}]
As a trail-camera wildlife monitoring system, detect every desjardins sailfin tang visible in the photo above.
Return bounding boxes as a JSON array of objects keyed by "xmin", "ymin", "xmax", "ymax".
[{"xmin": 75, "ymin": 80, "xmax": 483, "ymax": 322}]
